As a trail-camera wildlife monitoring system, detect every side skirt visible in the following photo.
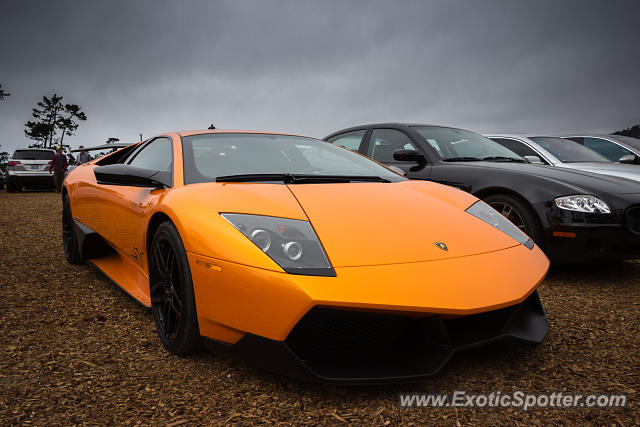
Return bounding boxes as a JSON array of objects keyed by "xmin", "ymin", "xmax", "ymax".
[{"xmin": 73, "ymin": 218, "xmax": 151, "ymax": 307}]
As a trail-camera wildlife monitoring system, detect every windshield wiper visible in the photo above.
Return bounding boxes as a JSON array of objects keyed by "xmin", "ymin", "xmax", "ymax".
[
  {"xmin": 480, "ymin": 156, "xmax": 527, "ymax": 163},
  {"xmin": 215, "ymin": 173, "xmax": 390, "ymax": 183},
  {"xmin": 442, "ymin": 157, "xmax": 482, "ymax": 162}
]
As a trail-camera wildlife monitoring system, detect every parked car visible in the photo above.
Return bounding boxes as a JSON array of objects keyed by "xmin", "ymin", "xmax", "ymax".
[
  {"xmin": 62, "ymin": 129, "xmax": 550, "ymax": 384},
  {"xmin": 325, "ymin": 123, "xmax": 640, "ymax": 263},
  {"xmin": 562, "ymin": 134, "xmax": 640, "ymax": 164},
  {"xmin": 487, "ymin": 134, "xmax": 640, "ymax": 183},
  {"xmin": 5, "ymin": 148, "xmax": 56, "ymax": 192}
]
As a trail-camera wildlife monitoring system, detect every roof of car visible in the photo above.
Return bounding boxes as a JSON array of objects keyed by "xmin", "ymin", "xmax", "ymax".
[
  {"xmin": 177, "ymin": 129, "xmax": 308, "ymax": 138},
  {"xmin": 324, "ymin": 123, "xmax": 468, "ymax": 138},
  {"xmin": 562, "ymin": 134, "xmax": 624, "ymax": 139},
  {"xmin": 486, "ymin": 134, "xmax": 559, "ymax": 139},
  {"xmin": 14, "ymin": 148, "xmax": 55, "ymax": 151}
]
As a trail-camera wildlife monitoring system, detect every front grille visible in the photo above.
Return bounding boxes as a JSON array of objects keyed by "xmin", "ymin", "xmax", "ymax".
[
  {"xmin": 284, "ymin": 292, "xmax": 546, "ymax": 379},
  {"xmin": 626, "ymin": 206, "xmax": 640, "ymax": 235}
]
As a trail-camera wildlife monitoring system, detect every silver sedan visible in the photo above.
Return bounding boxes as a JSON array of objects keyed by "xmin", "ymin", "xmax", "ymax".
[{"xmin": 486, "ymin": 134, "xmax": 640, "ymax": 183}]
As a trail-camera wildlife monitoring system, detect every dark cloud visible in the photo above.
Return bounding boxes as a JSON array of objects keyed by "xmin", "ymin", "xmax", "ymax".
[{"xmin": 1, "ymin": 0, "xmax": 639, "ymax": 152}]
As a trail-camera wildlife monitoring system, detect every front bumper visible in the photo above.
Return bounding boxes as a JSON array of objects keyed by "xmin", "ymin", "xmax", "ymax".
[
  {"xmin": 188, "ymin": 243, "xmax": 549, "ymax": 384},
  {"xmin": 203, "ymin": 291, "xmax": 547, "ymax": 384},
  {"xmin": 536, "ymin": 201, "xmax": 640, "ymax": 262}
]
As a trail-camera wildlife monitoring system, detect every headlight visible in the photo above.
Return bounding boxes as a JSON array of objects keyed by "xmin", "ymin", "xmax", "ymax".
[
  {"xmin": 555, "ymin": 195, "xmax": 611, "ymax": 214},
  {"xmin": 221, "ymin": 213, "xmax": 335, "ymax": 276},
  {"xmin": 466, "ymin": 201, "xmax": 532, "ymax": 248}
]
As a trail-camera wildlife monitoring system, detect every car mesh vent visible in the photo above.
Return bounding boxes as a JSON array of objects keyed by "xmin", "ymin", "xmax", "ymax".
[
  {"xmin": 626, "ymin": 206, "xmax": 640, "ymax": 235},
  {"xmin": 283, "ymin": 292, "xmax": 546, "ymax": 380},
  {"xmin": 286, "ymin": 308, "xmax": 412, "ymax": 358}
]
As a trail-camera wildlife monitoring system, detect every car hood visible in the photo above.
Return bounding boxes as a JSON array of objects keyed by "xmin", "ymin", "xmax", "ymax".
[
  {"xmin": 449, "ymin": 162, "xmax": 640, "ymax": 195},
  {"xmin": 287, "ymin": 180, "xmax": 522, "ymax": 267},
  {"xmin": 170, "ymin": 181, "xmax": 526, "ymax": 269},
  {"xmin": 558, "ymin": 162, "xmax": 640, "ymax": 183}
]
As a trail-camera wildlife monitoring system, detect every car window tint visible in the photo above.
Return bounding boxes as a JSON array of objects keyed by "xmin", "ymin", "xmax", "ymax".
[
  {"xmin": 128, "ymin": 138, "xmax": 173, "ymax": 171},
  {"xmin": 326, "ymin": 130, "xmax": 366, "ymax": 152},
  {"xmin": 412, "ymin": 126, "xmax": 522, "ymax": 160},
  {"xmin": 491, "ymin": 138, "xmax": 543, "ymax": 159},
  {"xmin": 181, "ymin": 133, "xmax": 402, "ymax": 184},
  {"xmin": 583, "ymin": 137, "xmax": 633, "ymax": 162},
  {"xmin": 367, "ymin": 129, "xmax": 417, "ymax": 162},
  {"xmin": 564, "ymin": 137, "xmax": 584, "ymax": 144},
  {"xmin": 529, "ymin": 137, "xmax": 609, "ymax": 163},
  {"xmin": 12, "ymin": 150, "xmax": 54, "ymax": 160},
  {"xmin": 611, "ymin": 135, "xmax": 640, "ymax": 151}
]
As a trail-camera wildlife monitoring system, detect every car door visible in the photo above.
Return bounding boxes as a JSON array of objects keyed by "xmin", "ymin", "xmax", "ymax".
[
  {"xmin": 360, "ymin": 127, "xmax": 432, "ymax": 178},
  {"xmin": 88, "ymin": 136, "xmax": 174, "ymax": 271}
]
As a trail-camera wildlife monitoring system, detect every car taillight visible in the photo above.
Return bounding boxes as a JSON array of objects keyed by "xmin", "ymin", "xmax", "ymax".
[{"xmin": 8, "ymin": 161, "xmax": 21, "ymax": 166}]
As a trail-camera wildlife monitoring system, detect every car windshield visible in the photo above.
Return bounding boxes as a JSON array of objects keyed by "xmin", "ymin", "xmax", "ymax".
[
  {"xmin": 611, "ymin": 135, "xmax": 640, "ymax": 151},
  {"xmin": 12, "ymin": 150, "xmax": 54, "ymax": 160},
  {"xmin": 529, "ymin": 137, "xmax": 610, "ymax": 163},
  {"xmin": 181, "ymin": 133, "xmax": 404, "ymax": 184},
  {"xmin": 412, "ymin": 126, "xmax": 524, "ymax": 161}
]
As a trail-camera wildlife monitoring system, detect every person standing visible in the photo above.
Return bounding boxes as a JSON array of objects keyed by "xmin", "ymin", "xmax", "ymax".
[
  {"xmin": 78, "ymin": 146, "xmax": 91, "ymax": 164},
  {"xmin": 49, "ymin": 146, "xmax": 68, "ymax": 193}
]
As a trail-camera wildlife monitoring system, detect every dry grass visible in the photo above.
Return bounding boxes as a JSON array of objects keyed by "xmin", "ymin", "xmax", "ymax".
[{"xmin": 0, "ymin": 191, "xmax": 638, "ymax": 425}]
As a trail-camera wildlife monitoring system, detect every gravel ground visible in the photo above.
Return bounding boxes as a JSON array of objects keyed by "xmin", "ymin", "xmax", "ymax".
[{"xmin": 1, "ymin": 191, "xmax": 639, "ymax": 426}]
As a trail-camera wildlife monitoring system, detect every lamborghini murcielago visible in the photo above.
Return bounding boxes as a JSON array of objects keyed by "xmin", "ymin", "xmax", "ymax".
[{"xmin": 61, "ymin": 130, "xmax": 549, "ymax": 384}]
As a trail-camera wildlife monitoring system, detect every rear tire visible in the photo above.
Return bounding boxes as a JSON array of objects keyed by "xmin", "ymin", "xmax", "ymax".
[
  {"xmin": 62, "ymin": 193, "xmax": 82, "ymax": 264},
  {"xmin": 6, "ymin": 181, "xmax": 19, "ymax": 193},
  {"xmin": 483, "ymin": 193, "xmax": 544, "ymax": 248},
  {"xmin": 149, "ymin": 221, "xmax": 202, "ymax": 355}
]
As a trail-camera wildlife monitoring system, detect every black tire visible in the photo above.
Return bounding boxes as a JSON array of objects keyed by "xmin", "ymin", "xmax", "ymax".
[
  {"xmin": 149, "ymin": 221, "xmax": 202, "ymax": 354},
  {"xmin": 62, "ymin": 192, "xmax": 82, "ymax": 264},
  {"xmin": 6, "ymin": 181, "xmax": 19, "ymax": 193},
  {"xmin": 483, "ymin": 193, "xmax": 544, "ymax": 248}
]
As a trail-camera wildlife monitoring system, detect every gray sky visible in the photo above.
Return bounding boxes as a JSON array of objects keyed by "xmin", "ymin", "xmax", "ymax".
[{"xmin": 1, "ymin": 0, "xmax": 639, "ymax": 152}]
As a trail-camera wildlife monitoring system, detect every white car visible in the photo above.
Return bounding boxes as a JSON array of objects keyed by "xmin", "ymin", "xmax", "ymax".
[
  {"xmin": 486, "ymin": 134, "xmax": 640, "ymax": 184},
  {"xmin": 5, "ymin": 148, "xmax": 55, "ymax": 192}
]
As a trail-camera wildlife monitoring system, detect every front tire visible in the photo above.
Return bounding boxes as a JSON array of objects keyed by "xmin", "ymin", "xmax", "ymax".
[
  {"xmin": 149, "ymin": 221, "xmax": 202, "ymax": 355},
  {"xmin": 483, "ymin": 193, "xmax": 544, "ymax": 248},
  {"xmin": 62, "ymin": 192, "xmax": 82, "ymax": 264}
]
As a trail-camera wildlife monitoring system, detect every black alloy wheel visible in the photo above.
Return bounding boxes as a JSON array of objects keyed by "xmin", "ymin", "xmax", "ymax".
[
  {"xmin": 149, "ymin": 221, "xmax": 202, "ymax": 354},
  {"xmin": 62, "ymin": 192, "xmax": 82, "ymax": 264}
]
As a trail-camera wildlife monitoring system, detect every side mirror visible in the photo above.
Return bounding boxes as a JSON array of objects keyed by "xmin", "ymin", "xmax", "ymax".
[
  {"xmin": 619, "ymin": 154, "xmax": 640, "ymax": 165},
  {"xmin": 393, "ymin": 149, "xmax": 425, "ymax": 163},
  {"xmin": 94, "ymin": 164, "xmax": 171, "ymax": 188},
  {"xmin": 524, "ymin": 155, "xmax": 544, "ymax": 165},
  {"xmin": 387, "ymin": 165, "xmax": 408, "ymax": 177}
]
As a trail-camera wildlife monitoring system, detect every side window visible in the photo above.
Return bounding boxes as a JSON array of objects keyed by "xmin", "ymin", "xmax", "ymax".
[
  {"xmin": 128, "ymin": 137, "xmax": 173, "ymax": 171},
  {"xmin": 583, "ymin": 137, "xmax": 633, "ymax": 162},
  {"xmin": 326, "ymin": 130, "xmax": 366, "ymax": 152},
  {"xmin": 367, "ymin": 129, "xmax": 418, "ymax": 163},
  {"xmin": 491, "ymin": 138, "xmax": 543, "ymax": 160}
]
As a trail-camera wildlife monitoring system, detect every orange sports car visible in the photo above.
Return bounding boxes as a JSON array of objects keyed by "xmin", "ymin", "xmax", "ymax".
[{"xmin": 62, "ymin": 130, "xmax": 549, "ymax": 384}]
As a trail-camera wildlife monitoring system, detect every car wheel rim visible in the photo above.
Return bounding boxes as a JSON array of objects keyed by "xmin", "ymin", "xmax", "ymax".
[
  {"xmin": 150, "ymin": 236, "xmax": 183, "ymax": 342},
  {"xmin": 62, "ymin": 199, "xmax": 73, "ymax": 256},
  {"xmin": 489, "ymin": 201, "xmax": 527, "ymax": 232}
]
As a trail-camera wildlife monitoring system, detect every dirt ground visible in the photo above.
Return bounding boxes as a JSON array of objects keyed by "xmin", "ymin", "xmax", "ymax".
[{"xmin": 0, "ymin": 191, "xmax": 638, "ymax": 426}]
